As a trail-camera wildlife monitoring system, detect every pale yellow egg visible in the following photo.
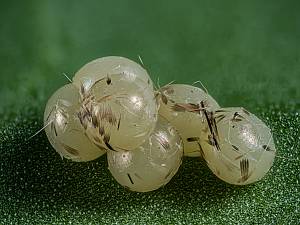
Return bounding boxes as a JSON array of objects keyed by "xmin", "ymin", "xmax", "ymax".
[{"xmin": 44, "ymin": 84, "xmax": 106, "ymax": 162}]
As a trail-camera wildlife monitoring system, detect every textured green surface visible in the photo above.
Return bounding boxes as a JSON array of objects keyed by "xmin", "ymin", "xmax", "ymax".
[{"xmin": 0, "ymin": 0, "xmax": 299, "ymax": 224}]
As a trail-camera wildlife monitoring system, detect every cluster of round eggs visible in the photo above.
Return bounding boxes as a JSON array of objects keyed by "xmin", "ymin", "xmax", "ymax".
[{"xmin": 44, "ymin": 56, "xmax": 276, "ymax": 192}]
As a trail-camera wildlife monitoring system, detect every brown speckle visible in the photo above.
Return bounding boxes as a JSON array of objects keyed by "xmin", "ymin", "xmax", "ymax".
[
  {"xmin": 80, "ymin": 84, "xmax": 85, "ymax": 97},
  {"xmin": 51, "ymin": 122, "xmax": 58, "ymax": 137},
  {"xmin": 98, "ymin": 126, "xmax": 105, "ymax": 136},
  {"xmin": 240, "ymin": 158, "xmax": 249, "ymax": 182},
  {"xmin": 232, "ymin": 112, "xmax": 245, "ymax": 122},
  {"xmin": 187, "ymin": 137, "xmax": 200, "ymax": 142},
  {"xmin": 92, "ymin": 112, "xmax": 98, "ymax": 128},
  {"xmin": 127, "ymin": 173, "xmax": 134, "ymax": 184},
  {"xmin": 103, "ymin": 134, "xmax": 110, "ymax": 143},
  {"xmin": 215, "ymin": 114, "xmax": 226, "ymax": 123},
  {"xmin": 117, "ymin": 115, "xmax": 121, "ymax": 130},
  {"xmin": 206, "ymin": 134, "xmax": 220, "ymax": 151},
  {"xmin": 61, "ymin": 143, "xmax": 79, "ymax": 156},
  {"xmin": 232, "ymin": 145, "xmax": 239, "ymax": 152},
  {"xmin": 171, "ymin": 103, "xmax": 200, "ymax": 112},
  {"xmin": 46, "ymin": 107, "xmax": 55, "ymax": 122},
  {"xmin": 106, "ymin": 76, "xmax": 112, "ymax": 85},
  {"xmin": 155, "ymin": 133, "xmax": 170, "ymax": 150},
  {"xmin": 105, "ymin": 141, "xmax": 116, "ymax": 152},
  {"xmin": 242, "ymin": 108, "xmax": 250, "ymax": 116},
  {"xmin": 77, "ymin": 111, "xmax": 87, "ymax": 130},
  {"xmin": 262, "ymin": 145, "xmax": 274, "ymax": 152},
  {"xmin": 161, "ymin": 94, "xmax": 168, "ymax": 105}
]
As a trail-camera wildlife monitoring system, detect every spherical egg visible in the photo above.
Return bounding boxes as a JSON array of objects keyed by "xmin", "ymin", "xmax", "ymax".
[
  {"xmin": 77, "ymin": 74, "xmax": 158, "ymax": 151},
  {"xmin": 72, "ymin": 56, "xmax": 153, "ymax": 91},
  {"xmin": 44, "ymin": 84, "xmax": 106, "ymax": 162},
  {"xmin": 107, "ymin": 116, "xmax": 183, "ymax": 192},
  {"xmin": 200, "ymin": 107, "xmax": 276, "ymax": 185},
  {"xmin": 158, "ymin": 84, "xmax": 220, "ymax": 157}
]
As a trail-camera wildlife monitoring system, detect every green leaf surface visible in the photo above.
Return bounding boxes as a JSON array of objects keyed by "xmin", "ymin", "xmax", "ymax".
[{"xmin": 0, "ymin": 0, "xmax": 299, "ymax": 224}]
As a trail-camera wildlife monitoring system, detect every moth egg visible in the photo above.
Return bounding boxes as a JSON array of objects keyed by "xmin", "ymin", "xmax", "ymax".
[
  {"xmin": 107, "ymin": 116, "xmax": 183, "ymax": 192},
  {"xmin": 72, "ymin": 56, "xmax": 153, "ymax": 91},
  {"xmin": 200, "ymin": 107, "xmax": 276, "ymax": 185},
  {"xmin": 44, "ymin": 84, "xmax": 106, "ymax": 162},
  {"xmin": 158, "ymin": 84, "xmax": 220, "ymax": 157},
  {"xmin": 78, "ymin": 74, "xmax": 158, "ymax": 151}
]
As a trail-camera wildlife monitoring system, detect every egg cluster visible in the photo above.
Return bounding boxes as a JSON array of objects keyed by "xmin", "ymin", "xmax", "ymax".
[{"xmin": 44, "ymin": 56, "xmax": 276, "ymax": 191}]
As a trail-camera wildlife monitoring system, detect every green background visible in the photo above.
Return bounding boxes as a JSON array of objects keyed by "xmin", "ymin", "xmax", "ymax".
[{"xmin": 0, "ymin": 0, "xmax": 299, "ymax": 224}]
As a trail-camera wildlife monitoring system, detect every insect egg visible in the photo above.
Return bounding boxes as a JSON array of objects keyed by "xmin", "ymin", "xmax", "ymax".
[
  {"xmin": 200, "ymin": 107, "xmax": 276, "ymax": 185},
  {"xmin": 107, "ymin": 116, "xmax": 183, "ymax": 192},
  {"xmin": 78, "ymin": 74, "xmax": 158, "ymax": 151},
  {"xmin": 158, "ymin": 84, "xmax": 220, "ymax": 157},
  {"xmin": 44, "ymin": 84, "xmax": 106, "ymax": 162},
  {"xmin": 72, "ymin": 56, "xmax": 153, "ymax": 91}
]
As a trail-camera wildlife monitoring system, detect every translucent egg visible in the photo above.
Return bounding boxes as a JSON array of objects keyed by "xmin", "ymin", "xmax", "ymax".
[
  {"xmin": 107, "ymin": 116, "xmax": 183, "ymax": 192},
  {"xmin": 200, "ymin": 107, "xmax": 276, "ymax": 185},
  {"xmin": 158, "ymin": 84, "xmax": 220, "ymax": 157},
  {"xmin": 72, "ymin": 56, "xmax": 153, "ymax": 91},
  {"xmin": 44, "ymin": 84, "xmax": 106, "ymax": 162},
  {"xmin": 77, "ymin": 74, "xmax": 158, "ymax": 151}
]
